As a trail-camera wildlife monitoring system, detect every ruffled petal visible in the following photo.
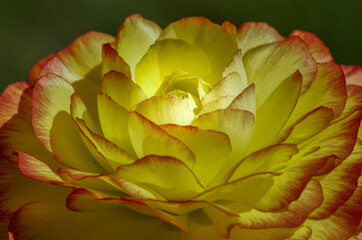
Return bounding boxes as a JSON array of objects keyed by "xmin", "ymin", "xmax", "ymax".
[
  {"xmin": 0, "ymin": 156, "xmax": 70, "ymax": 215},
  {"xmin": 243, "ymin": 36, "xmax": 317, "ymax": 105},
  {"xmin": 128, "ymin": 111, "xmax": 196, "ymax": 168},
  {"xmin": 116, "ymin": 14, "xmax": 162, "ymax": 78},
  {"xmin": 160, "ymin": 17, "xmax": 237, "ymax": 86},
  {"xmin": 0, "ymin": 82, "xmax": 50, "ymax": 163},
  {"xmin": 290, "ymin": 30, "xmax": 333, "ymax": 63},
  {"xmin": 32, "ymin": 74, "xmax": 103, "ymax": 172},
  {"xmin": 135, "ymin": 39, "xmax": 210, "ymax": 97},
  {"xmin": 227, "ymin": 84, "xmax": 256, "ymax": 115},
  {"xmin": 237, "ymin": 22, "xmax": 284, "ymax": 54},
  {"xmin": 342, "ymin": 65, "xmax": 362, "ymax": 86},
  {"xmin": 115, "ymin": 155, "xmax": 204, "ymax": 200},
  {"xmin": 101, "ymin": 43, "xmax": 131, "ymax": 78},
  {"xmin": 101, "ymin": 70, "xmax": 146, "ymax": 111},
  {"xmin": 27, "ymin": 54, "xmax": 56, "ymax": 85}
]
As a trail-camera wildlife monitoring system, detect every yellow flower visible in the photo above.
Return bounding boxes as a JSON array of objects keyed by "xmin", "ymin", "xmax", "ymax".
[{"xmin": 0, "ymin": 14, "xmax": 362, "ymax": 239}]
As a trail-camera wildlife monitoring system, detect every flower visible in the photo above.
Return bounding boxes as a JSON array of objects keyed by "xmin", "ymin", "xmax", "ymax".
[{"xmin": 0, "ymin": 14, "xmax": 362, "ymax": 239}]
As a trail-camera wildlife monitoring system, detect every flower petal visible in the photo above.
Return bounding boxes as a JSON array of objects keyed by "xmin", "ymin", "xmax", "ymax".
[
  {"xmin": 290, "ymin": 30, "xmax": 333, "ymax": 63},
  {"xmin": 247, "ymin": 71, "xmax": 302, "ymax": 153},
  {"xmin": 229, "ymin": 144, "xmax": 298, "ymax": 181},
  {"xmin": 0, "ymin": 156, "xmax": 70, "ymax": 215},
  {"xmin": 237, "ymin": 22, "xmax": 284, "ymax": 54},
  {"xmin": 309, "ymin": 139, "xmax": 362, "ymax": 218},
  {"xmin": 32, "ymin": 74, "xmax": 103, "ymax": 172},
  {"xmin": 288, "ymin": 61, "xmax": 347, "ymax": 124},
  {"xmin": 224, "ymin": 181, "xmax": 322, "ymax": 239},
  {"xmin": 27, "ymin": 54, "xmax": 56, "ymax": 85},
  {"xmin": 243, "ymin": 36, "xmax": 317, "ymax": 105},
  {"xmin": 101, "ymin": 70, "xmax": 147, "ymax": 110},
  {"xmin": 160, "ymin": 124, "xmax": 232, "ymax": 186},
  {"xmin": 135, "ymin": 96, "xmax": 195, "ymax": 125},
  {"xmin": 193, "ymin": 109, "xmax": 254, "ymax": 160},
  {"xmin": 159, "ymin": 17, "xmax": 237, "ymax": 86},
  {"xmin": 40, "ymin": 32, "xmax": 114, "ymax": 82},
  {"xmin": 9, "ymin": 201, "xmax": 166, "ymax": 240},
  {"xmin": 97, "ymin": 93, "xmax": 136, "ymax": 157},
  {"xmin": 221, "ymin": 49, "xmax": 248, "ymax": 83},
  {"xmin": 0, "ymin": 82, "xmax": 49, "ymax": 163},
  {"xmin": 342, "ymin": 65, "xmax": 362, "ymax": 86},
  {"xmin": 66, "ymin": 188, "xmax": 189, "ymax": 235},
  {"xmin": 116, "ymin": 14, "xmax": 162, "ymax": 78},
  {"xmin": 101, "ymin": 43, "xmax": 131, "ymax": 78},
  {"xmin": 115, "ymin": 155, "xmax": 204, "ymax": 201},
  {"xmin": 128, "ymin": 111, "xmax": 196, "ymax": 168},
  {"xmin": 227, "ymin": 84, "xmax": 256, "ymax": 115},
  {"xmin": 201, "ymin": 72, "xmax": 247, "ymax": 106},
  {"xmin": 135, "ymin": 39, "xmax": 210, "ymax": 97},
  {"xmin": 305, "ymin": 176, "xmax": 362, "ymax": 240}
]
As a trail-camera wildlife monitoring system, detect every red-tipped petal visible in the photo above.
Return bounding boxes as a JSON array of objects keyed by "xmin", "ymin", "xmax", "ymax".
[{"xmin": 290, "ymin": 30, "xmax": 333, "ymax": 63}]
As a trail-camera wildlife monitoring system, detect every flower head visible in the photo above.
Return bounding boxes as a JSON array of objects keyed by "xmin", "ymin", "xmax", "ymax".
[{"xmin": 1, "ymin": 14, "xmax": 362, "ymax": 239}]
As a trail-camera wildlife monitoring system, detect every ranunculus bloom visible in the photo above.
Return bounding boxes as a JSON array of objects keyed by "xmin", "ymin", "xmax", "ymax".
[{"xmin": 0, "ymin": 14, "xmax": 362, "ymax": 239}]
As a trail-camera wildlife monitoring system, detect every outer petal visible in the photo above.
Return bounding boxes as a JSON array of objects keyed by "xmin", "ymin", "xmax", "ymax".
[
  {"xmin": 287, "ymin": 61, "xmax": 347, "ymax": 125},
  {"xmin": 309, "ymin": 139, "xmax": 362, "ymax": 218},
  {"xmin": 101, "ymin": 43, "xmax": 131, "ymax": 78},
  {"xmin": 0, "ymin": 156, "xmax": 70, "ymax": 216},
  {"xmin": 9, "ymin": 201, "xmax": 166, "ymax": 240},
  {"xmin": 306, "ymin": 176, "xmax": 362, "ymax": 240},
  {"xmin": 101, "ymin": 70, "xmax": 146, "ymax": 111},
  {"xmin": 27, "ymin": 54, "xmax": 56, "ymax": 85},
  {"xmin": 160, "ymin": 124, "xmax": 232, "ymax": 186},
  {"xmin": 32, "ymin": 74, "xmax": 103, "ymax": 172},
  {"xmin": 135, "ymin": 39, "xmax": 210, "ymax": 97},
  {"xmin": 40, "ymin": 32, "xmax": 114, "ymax": 82},
  {"xmin": 243, "ymin": 36, "xmax": 317, "ymax": 105},
  {"xmin": 236, "ymin": 22, "xmax": 284, "ymax": 54},
  {"xmin": 159, "ymin": 17, "xmax": 237, "ymax": 86},
  {"xmin": 135, "ymin": 96, "xmax": 195, "ymax": 125},
  {"xmin": 116, "ymin": 14, "xmax": 162, "ymax": 78},
  {"xmin": 0, "ymin": 82, "xmax": 50, "ymax": 163},
  {"xmin": 290, "ymin": 30, "xmax": 333, "ymax": 63},
  {"xmin": 342, "ymin": 65, "xmax": 362, "ymax": 86},
  {"xmin": 115, "ymin": 155, "xmax": 205, "ymax": 201},
  {"xmin": 128, "ymin": 111, "xmax": 196, "ymax": 168}
]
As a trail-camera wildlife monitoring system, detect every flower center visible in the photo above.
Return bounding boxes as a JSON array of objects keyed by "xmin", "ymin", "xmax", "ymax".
[{"xmin": 155, "ymin": 71, "xmax": 211, "ymax": 114}]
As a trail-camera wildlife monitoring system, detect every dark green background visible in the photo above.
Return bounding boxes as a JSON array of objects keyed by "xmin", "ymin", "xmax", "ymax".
[{"xmin": 1, "ymin": 0, "xmax": 361, "ymax": 92}]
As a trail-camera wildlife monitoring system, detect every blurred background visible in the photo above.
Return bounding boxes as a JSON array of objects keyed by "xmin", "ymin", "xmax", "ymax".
[{"xmin": 1, "ymin": 0, "xmax": 361, "ymax": 91}]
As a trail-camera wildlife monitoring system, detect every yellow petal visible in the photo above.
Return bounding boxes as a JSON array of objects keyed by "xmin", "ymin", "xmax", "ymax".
[
  {"xmin": 227, "ymin": 84, "xmax": 256, "ymax": 115},
  {"xmin": 243, "ymin": 36, "xmax": 317, "ymax": 105},
  {"xmin": 97, "ymin": 93, "xmax": 136, "ymax": 157},
  {"xmin": 159, "ymin": 17, "xmax": 236, "ymax": 86},
  {"xmin": 116, "ymin": 14, "xmax": 162, "ymax": 78},
  {"xmin": 229, "ymin": 144, "xmax": 298, "ymax": 181},
  {"xmin": 135, "ymin": 39, "xmax": 210, "ymax": 97},
  {"xmin": 201, "ymin": 72, "xmax": 247, "ymax": 106},
  {"xmin": 161, "ymin": 124, "xmax": 232, "ymax": 186},
  {"xmin": 128, "ymin": 111, "xmax": 195, "ymax": 168},
  {"xmin": 247, "ymin": 71, "xmax": 302, "ymax": 153},
  {"xmin": 115, "ymin": 155, "xmax": 204, "ymax": 201},
  {"xmin": 101, "ymin": 71, "xmax": 146, "ymax": 111},
  {"xmin": 135, "ymin": 96, "xmax": 195, "ymax": 125},
  {"xmin": 237, "ymin": 22, "xmax": 284, "ymax": 54},
  {"xmin": 101, "ymin": 43, "xmax": 131, "ymax": 78}
]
